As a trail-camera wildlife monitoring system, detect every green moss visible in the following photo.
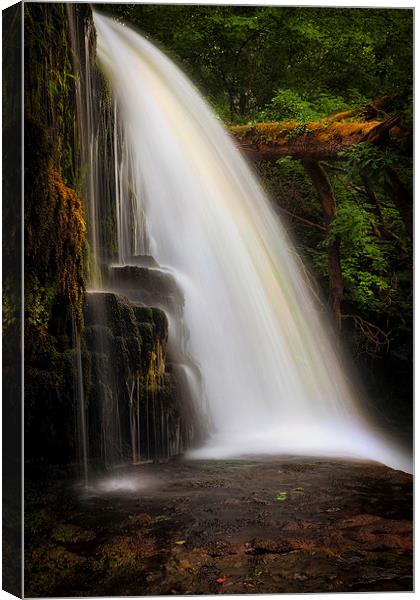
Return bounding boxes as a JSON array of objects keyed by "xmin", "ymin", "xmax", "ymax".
[
  {"xmin": 25, "ymin": 543, "xmax": 86, "ymax": 597},
  {"xmin": 151, "ymin": 307, "xmax": 169, "ymax": 342},
  {"xmin": 24, "ymin": 3, "xmax": 89, "ymax": 352},
  {"xmin": 231, "ymin": 120, "xmax": 380, "ymax": 148},
  {"xmin": 24, "ymin": 4, "xmax": 80, "ymax": 184},
  {"xmin": 95, "ymin": 535, "xmax": 154, "ymax": 572},
  {"xmin": 24, "ymin": 8, "xmax": 89, "ymax": 458},
  {"xmin": 25, "ymin": 508, "xmax": 55, "ymax": 538},
  {"xmin": 133, "ymin": 305, "xmax": 154, "ymax": 324},
  {"xmin": 51, "ymin": 524, "xmax": 95, "ymax": 545},
  {"xmin": 83, "ymin": 293, "xmax": 169, "ymax": 383},
  {"xmin": 138, "ymin": 322, "xmax": 154, "ymax": 369}
]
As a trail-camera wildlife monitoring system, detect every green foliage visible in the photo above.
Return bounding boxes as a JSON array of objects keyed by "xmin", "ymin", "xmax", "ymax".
[
  {"xmin": 329, "ymin": 199, "xmax": 387, "ymax": 268},
  {"xmin": 2, "ymin": 278, "xmax": 19, "ymax": 330},
  {"xmin": 313, "ymin": 159, "xmax": 410, "ymax": 365},
  {"xmin": 259, "ymin": 88, "xmax": 352, "ymax": 122},
  {"xmin": 24, "ymin": 3, "xmax": 78, "ymax": 184},
  {"xmin": 269, "ymin": 137, "xmax": 411, "ymax": 387},
  {"xmin": 266, "ymin": 89, "xmax": 314, "ymax": 121},
  {"xmin": 341, "ymin": 143, "xmax": 398, "ymax": 184},
  {"xmin": 341, "ymin": 142, "xmax": 412, "ymax": 198},
  {"xmin": 101, "ymin": 5, "xmax": 411, "ymax": 122},
  {"xmin": 25, "ymin": 277, "xmax": 56, "ymax": 337}
]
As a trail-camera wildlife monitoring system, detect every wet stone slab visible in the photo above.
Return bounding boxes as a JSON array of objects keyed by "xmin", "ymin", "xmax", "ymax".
[{"xmin": 24, "ymin": 457, "xmax": 412, "ymax": 596}]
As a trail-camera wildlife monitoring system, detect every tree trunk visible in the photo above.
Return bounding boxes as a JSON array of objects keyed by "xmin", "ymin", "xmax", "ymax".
[
  {"xmin": 231, "ymin": 118, "xmax": 403, "ymax": 162},
  {"xmin": 386, "ymin": 167, "xmax": 413, "ymax": 240},
  {"xmin": 302, "ymin": 161, "xmax": 344, "ymax": 330}
]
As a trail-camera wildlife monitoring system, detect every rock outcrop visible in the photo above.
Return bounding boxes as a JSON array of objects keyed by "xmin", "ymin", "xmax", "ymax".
[{"xmin": 81, "ymin": 291, "xmax": 192, "ymax": 467}]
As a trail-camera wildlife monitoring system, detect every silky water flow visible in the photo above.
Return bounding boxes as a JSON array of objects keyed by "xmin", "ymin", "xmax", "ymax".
[{"xmin": 91, "ymin": 12, "xmax": 411, "ymax": 474}]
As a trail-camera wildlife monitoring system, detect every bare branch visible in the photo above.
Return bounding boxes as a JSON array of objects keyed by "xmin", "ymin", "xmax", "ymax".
[
  {"xmin": 278, "ymin": 207, "xmax": 326, "ymax": 232},
  {"xmin": 342, "ymin": 313, "xmax": 391, "ymax": 355}
]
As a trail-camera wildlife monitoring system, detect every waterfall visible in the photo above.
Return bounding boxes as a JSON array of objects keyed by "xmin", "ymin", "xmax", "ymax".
[
  {"xmin": 68, "ymin": 5, "xmax": 150, "ymax": 284},
  {"xmin": 91, "ymin": 13, "xmax": 410, "ymax": 473},
  {"xmin": 67, "ymin": 7, "xmax": 205, "ymax": 478},
  {"xmin": 72, "ymin": 315, "xmax": 88, "ymax": 487}
]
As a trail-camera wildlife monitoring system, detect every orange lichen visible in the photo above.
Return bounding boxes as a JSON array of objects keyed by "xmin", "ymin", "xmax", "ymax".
[
  {"xmin": 230, "ymin": 119, "xmax": 393, "ymax": 161},
  {"xmin": 24, "ymin": 122, "xmax": 87, "ymax": 361},
  {"xmin": 48, "ymin": 166, "xmax": 86, "ymax": 321},
  {"xmin": 232, "ymin": 120, "xmax": 380, "ymax": 146}
]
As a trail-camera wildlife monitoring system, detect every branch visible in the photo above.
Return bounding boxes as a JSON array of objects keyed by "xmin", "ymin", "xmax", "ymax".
[
  {"xmin": 342, "ymin": 313, "xmax": 391, "ymax": 355},
  {"xmin": 277, "ymin": 207, "xmax": 326, "ymax": 232},
  {"xmin": 360, "ymin": 113, "xmax": 402, "ymax": 144},
  {"xmin": 322, "ymin": 96, "xmax": 395, "ymax": 124}
]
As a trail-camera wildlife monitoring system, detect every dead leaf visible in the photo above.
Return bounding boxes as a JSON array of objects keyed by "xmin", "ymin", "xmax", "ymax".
[
  {"xmin": 128, "ymin": 513, "xmax": 153, "ymax": 523},
  {"xmin": 138, "ymin": 513, "xmax": 153, "ymax": 523}
]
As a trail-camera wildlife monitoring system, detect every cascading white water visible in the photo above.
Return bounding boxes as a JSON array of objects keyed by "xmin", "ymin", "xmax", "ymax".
[{"xmin": 93, "ymin": 13, "xmax": 411, "ymax": 473}]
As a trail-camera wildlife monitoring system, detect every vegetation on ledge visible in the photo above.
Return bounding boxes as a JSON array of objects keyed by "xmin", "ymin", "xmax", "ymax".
[{"xmin": 230, "ymin": 115, "xmax": 406, "ymax": 161}]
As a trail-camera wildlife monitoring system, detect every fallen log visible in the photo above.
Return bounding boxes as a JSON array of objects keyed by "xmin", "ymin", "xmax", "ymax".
[
  {"xmin": 231, "ymin": 117, "xmax": 402, "ymax": 162},
  {"xmin": 321, "ymin": 95, "xmax": 395, "ymax": 124}
]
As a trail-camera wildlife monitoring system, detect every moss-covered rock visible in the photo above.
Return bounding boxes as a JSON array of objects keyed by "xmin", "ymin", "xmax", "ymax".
[
  {"xmin": 84, "ymin": 293, "xmax": 142, "ymax": 373},
  {"xmin": 110, "ymin": 265, "xmax": 184, "ymax": 312},
  {"xmin": 24, "ymin": 5, "xmax": 91, "ymax": 464},
  {"xmin": 81, "ymin": 291, "xmax": 186, "ymax": 465}
]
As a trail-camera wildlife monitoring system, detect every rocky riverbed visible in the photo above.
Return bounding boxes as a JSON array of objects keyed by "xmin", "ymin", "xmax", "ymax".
[{"xmin": 25, "ymin": 457, "xmax": 412, "ymax": 596}]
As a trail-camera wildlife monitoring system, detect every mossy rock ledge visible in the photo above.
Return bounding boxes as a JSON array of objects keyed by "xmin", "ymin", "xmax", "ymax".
[{"xmin": 81, "ymin": 291, "xmax": 192, "ymax": 466}]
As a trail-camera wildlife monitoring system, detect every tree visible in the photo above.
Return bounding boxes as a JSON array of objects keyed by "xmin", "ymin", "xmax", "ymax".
[{"xmin": 100, "ymin": 5, "xmax": 413, "ymax": 122}]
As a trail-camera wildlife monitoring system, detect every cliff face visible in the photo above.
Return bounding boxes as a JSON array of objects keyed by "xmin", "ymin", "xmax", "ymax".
[
  {"xmin": 24, "ymin": 3, "xmax": 89, "ymax": 462},
  {"xmin": 24, "ymin": 5, "xmax": 196, "ymax": 467},
  {"xmin": 82, "ymin": 292, "xmax": 192, "ymax": 467}
]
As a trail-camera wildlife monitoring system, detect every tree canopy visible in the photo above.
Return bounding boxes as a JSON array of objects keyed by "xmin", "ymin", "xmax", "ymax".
[{"xmin": 99, "ymin": 5, "xmax": 412, "ymax": 122}]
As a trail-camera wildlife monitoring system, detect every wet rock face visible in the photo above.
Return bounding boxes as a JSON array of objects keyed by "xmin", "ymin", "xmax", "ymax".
[
  {"xmin": 125, "ymin": 255, "xmax": 160, "ymax": 268},
  {"xmin": 83, "ymin": 291, "xmax": 169, "ymax": 387},
  {"xmin": 84, "ymin": 292, "xmax": 144, "ymax": 373},
  {"xmin": 81, "ymin": 292, "xmax": 190, "ymax": 467},
  {"xmin": 105, "ymin": 265, "xmax": 208, "ymax": 449},
  {"xmin": 110, "ymin": 266, "xmax": 184, "ymax": 314}
]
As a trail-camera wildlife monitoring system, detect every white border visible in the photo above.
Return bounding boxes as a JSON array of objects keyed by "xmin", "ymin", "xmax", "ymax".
[{"xmin": 0, "ymin": 1, "xmax": 415, "ymax": 600}]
